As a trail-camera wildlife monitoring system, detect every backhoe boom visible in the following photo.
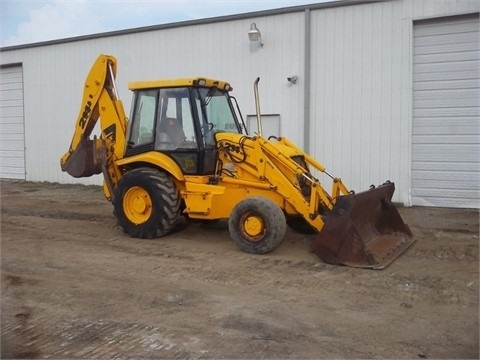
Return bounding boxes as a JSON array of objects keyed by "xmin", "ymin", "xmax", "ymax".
[{"xmin": 60, "ymin": 54, "xmax": 127, "ymax": 198}]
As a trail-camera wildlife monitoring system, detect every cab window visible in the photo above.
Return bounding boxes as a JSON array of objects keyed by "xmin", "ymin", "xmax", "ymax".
[
  {"xmin": 155, "ymin": 88, "xmax": 197, "ymax": 150},
  {"xmin": 194, "ymin": 88, "xmax": 240, "ymax": 148},
  {"xmin": 129, "ymin": 89, "xmax": 157, "ymax": 146}
]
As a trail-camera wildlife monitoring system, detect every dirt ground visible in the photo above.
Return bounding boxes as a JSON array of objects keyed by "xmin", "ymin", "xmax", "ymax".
[{"xmin": 1, "ymin": 179, "xmax": 478, "ymax": 359}]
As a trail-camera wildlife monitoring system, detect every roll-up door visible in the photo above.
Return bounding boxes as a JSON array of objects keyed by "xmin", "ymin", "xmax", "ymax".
[
  {"xmin": 0, "ymin": 64, "xmax": 26, "ymax": 180},
  {"xmin": 412, "ymin": 14, "xmax": 479, "ymax": 208}
]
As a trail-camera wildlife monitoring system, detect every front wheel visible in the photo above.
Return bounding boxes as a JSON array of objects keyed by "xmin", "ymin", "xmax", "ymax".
[
  {"xmin": 228, "ymin": 197, "xmax": 286, "ymax": 254},
  {"xmin": 113, "ymin": 168, "xmax": 180, "ymax": 238}
]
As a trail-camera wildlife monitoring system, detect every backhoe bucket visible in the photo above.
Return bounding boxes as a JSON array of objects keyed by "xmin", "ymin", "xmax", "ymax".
[
  {"xmin": 61, "ymin": 139, "xmax": 103, "ymax": 178},
  {"xmin": 311, "ymin": 182, "xmax": 414, "ymax": 269}
]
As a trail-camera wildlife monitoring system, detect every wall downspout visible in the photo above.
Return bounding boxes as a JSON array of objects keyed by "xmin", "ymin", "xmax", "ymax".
[{"xmin": 303, "ymin": 8, "xmax": 311, "ymax": 152}]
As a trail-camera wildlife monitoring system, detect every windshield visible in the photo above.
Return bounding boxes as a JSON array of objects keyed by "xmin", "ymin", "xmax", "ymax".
[{"xmin": 195, "ymin": 88, "xmax": 241, "ymax": 141}]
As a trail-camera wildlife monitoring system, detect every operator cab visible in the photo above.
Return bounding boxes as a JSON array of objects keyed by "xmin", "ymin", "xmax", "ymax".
[{"xmin": 126, "ymin": 78, "xmax": 245, "ymax": 175}]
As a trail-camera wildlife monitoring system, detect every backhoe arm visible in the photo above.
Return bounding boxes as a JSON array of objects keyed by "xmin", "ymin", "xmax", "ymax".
[{"xmin": 60, "ymin": 54, "xmax": 127, "ymax": 192}]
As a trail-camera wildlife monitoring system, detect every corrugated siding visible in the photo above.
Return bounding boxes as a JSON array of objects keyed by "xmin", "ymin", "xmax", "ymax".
[
  {"xmin": 309, "ymin": 1, "xmax": 412, "ymax": 203},
  {"xmin": 0, "ymin": 65, "xmax": 25, "ymax": 179},
  {"xmin": 412, "ymin": 14, "xmax": 480, "ymax": 208},
  {"xmin": 0, "ymin": 0, "xmax": 479, "ymax": 199},
  {"xmin": 309, "ymin": 0, "xmax": 479, "ymax": 205},
  {"xmin": 1, "ymin": 12, "xmax": 305, "ymax": 185}
]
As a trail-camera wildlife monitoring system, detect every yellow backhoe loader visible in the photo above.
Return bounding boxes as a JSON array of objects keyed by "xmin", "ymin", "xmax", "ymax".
[{"xmin": 60, "ymin": 54, "xmax": 414, "ymax": 269}]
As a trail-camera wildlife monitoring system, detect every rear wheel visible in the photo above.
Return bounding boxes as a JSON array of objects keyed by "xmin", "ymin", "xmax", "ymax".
[
  {"xmin": 228, "ymin": 197, "xmax": 286, "ymax": 254},
  {"xmin": 113, "ymin": 168, "xmax": 180, "ymax": 238}
]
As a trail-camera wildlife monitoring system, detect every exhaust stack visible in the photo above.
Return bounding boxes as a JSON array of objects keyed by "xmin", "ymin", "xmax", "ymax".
[{"xmin": 253, "ymin": 77, "xmax": 263, "ymax": 136}]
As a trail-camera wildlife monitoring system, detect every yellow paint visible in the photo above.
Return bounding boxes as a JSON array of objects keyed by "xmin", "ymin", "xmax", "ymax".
[{"xmin": 62, "ymin": 54, "xmax": 353, "ymax": 235}]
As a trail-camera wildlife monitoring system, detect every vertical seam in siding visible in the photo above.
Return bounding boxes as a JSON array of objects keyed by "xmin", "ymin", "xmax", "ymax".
[
  {"xmin": 21, "ymin": 66, "xmax": 26, "ymax": 180},
  {"xmin": 407, "ymin": 18, "xmax": 414, "ymax": 207},
  {"xmin": 304, "ymin": 8, "xmax": 311, "ymax": 152}
]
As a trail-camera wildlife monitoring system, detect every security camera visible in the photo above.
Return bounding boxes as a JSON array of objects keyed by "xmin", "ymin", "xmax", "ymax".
[{"xmin": 287, "ymin": 76, "xmax": 298, "ymax": 84}]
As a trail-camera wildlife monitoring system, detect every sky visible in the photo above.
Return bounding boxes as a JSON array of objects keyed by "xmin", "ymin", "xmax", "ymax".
[{"xmin": 1, "ymin": 0, "xmax": 325, "ymax": 47}]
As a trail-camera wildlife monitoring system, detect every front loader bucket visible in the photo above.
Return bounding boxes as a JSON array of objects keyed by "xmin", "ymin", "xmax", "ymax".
[
  {"xmin": 61, "ymin": 139, "xmax": 103, "ymax": 178},
  {"xmin": 311, "ymin": 182, "xmax": 414, "ymax": 269}
]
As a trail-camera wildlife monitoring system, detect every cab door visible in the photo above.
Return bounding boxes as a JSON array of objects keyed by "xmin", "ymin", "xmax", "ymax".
[
  {"xmin": 192, "ymin": 87, "xmax": 243, "ymax": 175},
  {"xmin": 155, "ymin": 88, "xmax": 200, "ymax": 174},
  {"xmin": 126, "ymin": 88, "xmax": 200, "ymax": 174}
]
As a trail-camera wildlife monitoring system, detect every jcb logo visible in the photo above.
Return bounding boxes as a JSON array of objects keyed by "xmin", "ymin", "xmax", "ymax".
[
  {"xmin": 104, "ymin": 124, "xmax": 116, "ymax": 144},
  {"xmin": 182, "ymin": 158, "xmax": 195, "ymax": 170},
  {"xmin": 79, "ymin": 95, "xmax": 93, "ymax": 129}
]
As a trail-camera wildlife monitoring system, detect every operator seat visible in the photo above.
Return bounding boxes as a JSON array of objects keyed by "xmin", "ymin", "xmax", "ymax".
[
  {"xmin": 156, "ymin": 117, "xmax": 186, "ymax": 150},
  {"xmin": 164, "ymin": 117, "xmax": 186, "ymax": 144}
]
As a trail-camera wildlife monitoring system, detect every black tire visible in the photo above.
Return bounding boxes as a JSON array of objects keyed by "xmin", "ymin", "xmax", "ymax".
[
  {"xmin": 228, "ymin": 196, "xmax": 286, "ymax": 254},
  {"xmin": 286, "ymin": 216, "xmax": 317, "ymax": 234},
  {"xmin": 113, "ymin": 168, "xmax": 180, "ymax": 238}
]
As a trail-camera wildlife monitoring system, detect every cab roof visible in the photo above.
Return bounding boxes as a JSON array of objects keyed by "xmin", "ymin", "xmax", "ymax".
[{"xmin": 128, "ymin": 77, "xmax": 232, "ymax": 91}]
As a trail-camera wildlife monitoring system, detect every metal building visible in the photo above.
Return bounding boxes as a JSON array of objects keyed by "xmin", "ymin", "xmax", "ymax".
[{"xmin": 1, "ymin": 0, "xmax": 479, "ymax": 208}]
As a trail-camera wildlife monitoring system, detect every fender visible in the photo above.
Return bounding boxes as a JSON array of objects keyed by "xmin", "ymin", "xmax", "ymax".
[{"xmin": 115, "ymin": 151, "xmax": 185, "ymax": 181}]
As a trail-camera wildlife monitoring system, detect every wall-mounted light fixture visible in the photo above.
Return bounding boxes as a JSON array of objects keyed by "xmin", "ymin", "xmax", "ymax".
[{"xmin": 248, "ymin": 23, "xmax": 264, "ymax": 47}]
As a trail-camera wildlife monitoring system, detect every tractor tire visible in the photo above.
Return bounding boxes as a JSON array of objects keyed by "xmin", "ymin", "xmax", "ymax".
[
  {"xmin": 228, "ymin": 196, "xmax": 286, "ymax": 254},
  {"xmin": 113, "ymin": 168, "xmax": 180, "ymax": 238}
]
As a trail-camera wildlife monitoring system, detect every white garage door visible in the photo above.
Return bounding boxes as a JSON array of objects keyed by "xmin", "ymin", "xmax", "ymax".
[
  {"xmin": 0, "ymin": 65, "xmax": 26, "ymax": 180},
  {"xmin": 412, "ymin": 14, "xmax": 479, "ymax": 208}
]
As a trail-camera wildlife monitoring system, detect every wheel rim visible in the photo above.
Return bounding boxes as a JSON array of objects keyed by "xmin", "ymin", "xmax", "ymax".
[
  {"xmin": 240, "ymin": 213, "xmax": 265, "ymax": 242},
  {"xmin": 123, "ymin": 186, "xmax": 152, "ymax": 224}
]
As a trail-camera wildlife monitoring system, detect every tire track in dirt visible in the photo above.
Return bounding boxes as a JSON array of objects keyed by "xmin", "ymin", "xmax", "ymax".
[
  {"xmin": 3, "ymin": 209, "xmax": 476, "ymax": 306},
  {"xmin": 2, "ymin": 313, "xmax": 195, "ymax": 359},
  {"xmin": 2, "ymin": 181, "xmax": 479, "ymax": 359},
  {"xmin": 2, "ymin": 211, "xmax": 343, "ymax": 291},
  {"xmin": 1, "ymin": 207, "xmax": 114, "ymax": 222}
]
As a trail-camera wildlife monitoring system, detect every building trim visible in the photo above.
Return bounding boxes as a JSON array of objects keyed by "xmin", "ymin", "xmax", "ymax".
[
  {"xmin": 412, "ymin": 10, "xmax": 479, "ymax": 23},
  {"xmin": 1, "ymin": 0, "xmax": 381, "ymax": 51},
  {"xmin": 0, "ymin": 62, "xmax": 23, "ymax": 68}
]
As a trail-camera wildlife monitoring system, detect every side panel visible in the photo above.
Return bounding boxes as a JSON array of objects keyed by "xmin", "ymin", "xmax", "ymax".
[{"xmin": 182, "ymin": 181, "xmax": 286, "ymax": 220}]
